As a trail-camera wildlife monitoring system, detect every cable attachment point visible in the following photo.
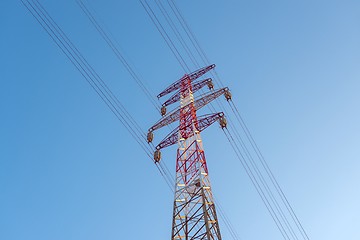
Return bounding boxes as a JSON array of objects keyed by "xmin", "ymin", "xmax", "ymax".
[
  {"xmin": 147, "ymin": 131, "xmax": 154, "ymax": 143},
  {"xmin": 207, "ymin": 81, "xmax": 214, "ymax": 90},
  {"xmin": 161, "ymin": 106, "xmax": 167, "ymax": 116},
  {"xmin": 224, "ymin": 90, "xmax": 232, "ymax": 101},
  {"xmin": 154, "ymin": 149, "xmax": 162, "ymax": 163},
  {"xmin": 219, "ymin": 116, "xmax": 227, "ymax": 129}
]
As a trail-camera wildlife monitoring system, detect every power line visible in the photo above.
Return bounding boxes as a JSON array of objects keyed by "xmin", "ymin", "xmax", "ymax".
[
  {"xmin": 77, "ymin": 0, "xmax": 178, "ymax": 191},
  {"xmin": 25, "ymin": 1, "xmax": 311, "ymax": 239},
  {"xmin": 154, "ymin": 0, "xmax": 200, "ymax": 69},
  {"xmin": 139, "ymin": 0, "xmax": 190, "ymax": 72},
  {"xmin": 229, "ymin": 100, "xmax": 310, "ymax": 240},
  {"xmin": 147, "ymin": 1, "xmax": 310, "ymax": 239},
  {"xmin": 77, "ymin": 0, "xmax": 161, "ymax": 112},
  {"xmin": 22, "ymin": 2, "xmax": 243, "ymax": 239},
  {"xmin": 21, "ymin": 0, "xmax": 171, "ymax": 186},
  {"xmin": 223, "ymin": 128, "xmax": 290, "ymax": 240}
]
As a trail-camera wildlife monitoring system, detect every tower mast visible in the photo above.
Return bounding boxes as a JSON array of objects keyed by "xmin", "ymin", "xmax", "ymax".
[{"xmin": 148, "ymin": 65, "xmax": 231, "ymax": 239}]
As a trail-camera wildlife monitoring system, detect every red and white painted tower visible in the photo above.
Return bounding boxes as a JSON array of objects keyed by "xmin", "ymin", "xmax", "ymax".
[{"xmin": 148, "ymin": 65, "xmax": 231, "ymax": 239}]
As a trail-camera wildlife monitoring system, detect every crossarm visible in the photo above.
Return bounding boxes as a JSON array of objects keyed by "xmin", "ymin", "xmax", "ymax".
[
  {"xmin": 162, "ymin": 78, "xmax": 213, "ymax": 107},
  {"xmin": 194, "ymin": 87, "xmax": 228, "ymax": 110},
  {"xmin": 149, "ymin": 87, "xmax": 228, "ymax": 132},
  {"xmin": 155, "ymin": 112, "xmax": 224, "ymax": 150},
  {"xmin": 157, "ymin": 64, "xmax": 215, "ymax": 98}
]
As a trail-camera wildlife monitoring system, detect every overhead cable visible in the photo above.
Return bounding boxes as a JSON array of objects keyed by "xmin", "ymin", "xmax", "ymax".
[{"xmin": 20, "ymin": 0, "xmax": 174, "ymax": 189}]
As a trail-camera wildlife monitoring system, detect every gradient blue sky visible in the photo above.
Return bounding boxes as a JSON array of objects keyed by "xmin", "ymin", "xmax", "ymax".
[{"xmin": 1, "ymin": 0, "xmax": 360, "ymax": 239}]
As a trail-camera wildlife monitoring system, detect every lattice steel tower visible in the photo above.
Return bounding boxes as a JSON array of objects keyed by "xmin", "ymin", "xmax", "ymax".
[{"xmin": 148, "ymin": 65, "xmax": 231, "ymax": 240}]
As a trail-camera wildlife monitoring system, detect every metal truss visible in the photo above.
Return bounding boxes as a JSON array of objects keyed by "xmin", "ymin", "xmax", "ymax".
[
  {"xmin": 156, "ymin": 112, "xmax": 224, "ymax": 150},
  {"xmin": 149, "ymin": 87, "xmax": 229, "ymax": 132},
  {"xmin": 162, "ymin": 78, "xmax": 213, "ymax": 107},
  {"xmin": 149, "ymin": 65, "xmax": 224, "ymax": 240},
  {"xmin": 157, "ymin": 64, "xmax": 216, "ymax": 98}
]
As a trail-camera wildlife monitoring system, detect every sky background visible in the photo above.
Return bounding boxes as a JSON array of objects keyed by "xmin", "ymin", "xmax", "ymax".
[{"xmin": 1, "ymin": 0, "xmax": 360, "ymax": 239}]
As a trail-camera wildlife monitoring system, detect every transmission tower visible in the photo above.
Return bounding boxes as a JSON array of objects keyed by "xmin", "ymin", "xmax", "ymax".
[{"xmin": 148, "ymin": 64, "xmax": 232, "ymax": 239}]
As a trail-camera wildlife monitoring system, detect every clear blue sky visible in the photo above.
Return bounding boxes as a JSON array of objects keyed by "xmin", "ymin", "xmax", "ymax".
[{"xmin": 1, "ymin": 0, "xmax": 360, "ymax": 239}]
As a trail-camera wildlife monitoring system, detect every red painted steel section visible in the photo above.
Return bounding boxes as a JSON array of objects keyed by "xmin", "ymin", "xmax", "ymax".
[
  {"xmin": 162, "ymin": 78, "xmax": 212, "ymax": 107},
  {"xmin": 157, "ymin": 64, "xmax": 215, "ymax": 98},
  {"xmin": 151, "ymin": 65, "xmax": 223, "ymax": 239},
  {"xmin": 155, "ymin": 112, "xmax": 224, "ymax": 150},
  {"xmin": 149, "ymin": 87, "xmax": 228, "ymax": 132}
]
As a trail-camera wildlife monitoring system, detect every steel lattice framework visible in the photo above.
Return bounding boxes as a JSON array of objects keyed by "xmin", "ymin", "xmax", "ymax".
[{"xmin": 149, "ymin": 64, "xmax": 230, "ymax": 240}]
